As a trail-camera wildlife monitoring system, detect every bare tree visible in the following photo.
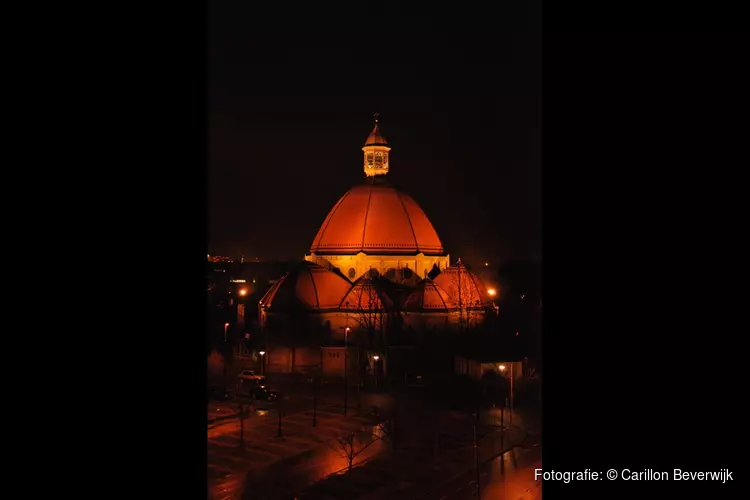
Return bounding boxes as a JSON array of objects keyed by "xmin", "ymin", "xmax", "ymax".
[
  {"xmin": 330, "ymin": 429, "xmax": 380, "ymax": 477},
  {"xmin": 344, "ymin": 277, "xmax": 390, "ymax": 385},
  {"xmin": 448, "ymin": 260, "xmax": 483, "ymax": 332}
]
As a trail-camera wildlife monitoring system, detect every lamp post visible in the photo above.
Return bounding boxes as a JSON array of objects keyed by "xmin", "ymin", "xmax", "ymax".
[
  {"xmin": 259, "ymin": 350, "xmax": 265, "ymax": 376},
  {"xmin": 223, "ymin": 322, "xmax": 230, "ymax": 392},
  {"xmin": 344, "ymin": 327, "xmax": 350, "ymax": 416},
  {"xmin": 498, "ymin": 363, "xmax": 514, "ymax": 426},
  {"xmin": 509, "ymin": 362, "xmax": 514, "ymax": 426},
  {"xmin": 238, "ymin": 402, "xmax": 245, "ymax": 450},
  {"xmin": 373, "ymin": 355, "xmax": 380, "ymax": 391},
  {"xmin": 487, "ymin": 288, "xmax": 497, "ymax": 314},
  {"xmin": 312, "ymin": 371, "xmax": 318, "ymax": 427}
]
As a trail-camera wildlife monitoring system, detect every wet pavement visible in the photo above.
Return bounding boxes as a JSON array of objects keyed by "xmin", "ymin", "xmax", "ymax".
[
  {"xmin": 208, "ymin": 374, "xmax": 541, "ymax": 500},
  {"xmin": 208, "ymin": 398, "xmax": 386, "ymax": 500}
]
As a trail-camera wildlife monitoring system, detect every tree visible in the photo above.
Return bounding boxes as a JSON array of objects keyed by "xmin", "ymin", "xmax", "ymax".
[
  {"xmin": 330, "ymin": 429, "xmax": 380, "ymax": 477},
  {"xmin": 344, "ymin": 277, "xmax": 390, "ymax": 386},
  {"xmin": 448, "ymin": 260, "xmax": 485, "ymax": 332}
]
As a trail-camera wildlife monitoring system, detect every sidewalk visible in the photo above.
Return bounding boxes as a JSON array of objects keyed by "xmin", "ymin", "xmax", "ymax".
[
  {"xmin": 208, "ymin": 403, "xmax": 385, "ymax": 500},
  {"xmin": 290, "ymin": 408, "xmax": 532, "ymax": 499}
]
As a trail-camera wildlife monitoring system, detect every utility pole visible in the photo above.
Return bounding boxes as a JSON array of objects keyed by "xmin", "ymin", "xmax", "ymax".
[
  {"xmin": 474, "ymin": 401, "xmax": 481, "ymax": 500},
  {"xmin": 312, "ymin": 373, "xmax": 318, "ymax": 427},
  {"xmin": 344, "ymin": 326, "xmax": 350, "ymax": 416},
  {"xmin": 457, "ymin": 259, "xmax": 464, "ymax": 332},
  {"xmin": 500, "ymin": 401, "xmax": 505, "ymax": 474},
  {"xmin": 238, "ymin": 402, "xmax": 245, "ymax": 450}
]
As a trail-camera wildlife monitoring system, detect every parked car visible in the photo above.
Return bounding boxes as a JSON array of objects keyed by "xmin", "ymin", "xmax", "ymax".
[
  {"xmin": 238, "ymin": 369, "xmax": 264, "ymax": 382},
  {"xmin": 250, "ymin": 385, "xmax": 279, "ymax": 402}
]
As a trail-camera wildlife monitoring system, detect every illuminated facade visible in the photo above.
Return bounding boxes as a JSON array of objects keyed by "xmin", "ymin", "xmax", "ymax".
[{"xmin": 259, "ymin": 119, "xmax": 493, "ymax": 375}]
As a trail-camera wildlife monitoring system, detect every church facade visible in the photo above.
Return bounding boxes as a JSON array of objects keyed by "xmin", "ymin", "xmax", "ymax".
[{"xmin": 258, "ymin": 119, "xmax": 494, "ymax": 376}]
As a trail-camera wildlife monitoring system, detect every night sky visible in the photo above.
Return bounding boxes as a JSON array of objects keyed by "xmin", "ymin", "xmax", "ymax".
[{"xmin": 209, "ymin": 15, "xmax": 540, "ymax": 266}]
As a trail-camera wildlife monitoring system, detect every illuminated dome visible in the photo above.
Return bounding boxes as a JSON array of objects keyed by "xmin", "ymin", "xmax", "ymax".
[
  {"xmin": 310, "ymin": 178, "xmax": 445, "ymax": 255},
  {"xmin": 340, "ymin": 276, "xmax": 394, "ymax": 310},
  {"xmin": 432, "ymin": 261, "xmax": 492, "ymax": 308},
  {"xmin": 259, "ymin": 261, "xmax": 351, "ymax": 311},
  {"xmin": 404, "ymin": 280, "xmax": 456, "ymax": 311}
]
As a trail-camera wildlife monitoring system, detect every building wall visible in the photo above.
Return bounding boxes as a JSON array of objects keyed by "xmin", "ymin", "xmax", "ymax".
[
  {"xmin": 265, "ymin": 346, "xmax": 320, "ymax": 374},
  {"xmin": 306, "ymin": 252, "xmax": 450, "ymax": 283}
]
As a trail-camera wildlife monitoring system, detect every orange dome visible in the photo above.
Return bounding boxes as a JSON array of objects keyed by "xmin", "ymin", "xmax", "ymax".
[
  {"xmin": 432, "ymin": 262, "xmax": 492, "ymax": 308},
  {"xmin": 340, "ymin": 276, "xmax": 394, "ymax": 310},
  {"xmin": 260, "ymin": 261, "xmax": 351, "ymax": 311},
  {"xmin": 404, "ymin": 280, "xmax": 456, "ymax": 311},
  {"xmin": 310, "ymin": 179, "xmax": 445, "ymax": 255}
]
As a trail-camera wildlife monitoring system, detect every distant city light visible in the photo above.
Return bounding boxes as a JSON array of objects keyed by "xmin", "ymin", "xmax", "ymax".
[
  {"xmin": 230, "ymin": 279, "xmax": 246, "ymax": 283},
  {"xmin": 484, "ymin": 262, "xmax": 489, "ymax": 267},
  {"xmin": 498, "ymin": 364, "xmax": 506, "ymax": 371},
  {"xmin": 520, "ymin": 294, "xmax": 525, "ymax": 299}
]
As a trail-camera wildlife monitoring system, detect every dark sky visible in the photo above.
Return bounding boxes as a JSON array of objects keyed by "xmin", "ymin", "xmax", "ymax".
[{"xmin": 209, "ymin": 17, "xmax": 540, "ymax": 266}]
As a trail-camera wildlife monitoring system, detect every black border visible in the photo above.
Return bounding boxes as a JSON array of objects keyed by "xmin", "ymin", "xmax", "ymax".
[
  {"xmin": 50, "ymin": 7, "xmax": 744, "ymax": 499},
  {"xmin": 542, "ymin": 31, "xmax": 745, "ymax": 497}
]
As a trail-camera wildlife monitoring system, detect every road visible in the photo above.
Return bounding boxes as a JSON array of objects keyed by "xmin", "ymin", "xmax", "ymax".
[
  {"xmin": 208, "ymin": 376, "xmax": 541, "ymax": 500},
  {"xmin": 423, "ymin": 441, "xmax": 541, "ymax": 500},
  {"xmin": 208, "ymin": 384, "xmax": 393, "ymax": 500}
]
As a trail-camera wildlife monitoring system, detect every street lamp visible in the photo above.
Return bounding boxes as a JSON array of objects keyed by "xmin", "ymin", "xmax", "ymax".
[
  {"xmin": 239, "ymin": 288, "xmax": 247, "ymax": 297},
  {"xmin": 497, "ymin": 364, "xmax": 514, "ymax": 425},
  {"xmin": 373, "ymin": 355, "xmax": 380, "ymax": 390},
  {"xmin": 344, "ymin": 327, "xmax": 350, "ymax": 416},
  {"xmin": 223, "ymin": 323, "xmax": 230, "ymax": 392},
  {"xmin": 487, "ymin": 288, "xmax": 497, "ymax": 297},
  {"xmin": 259, "ymin": 350, "xmax": 265, "ymax": 375}
]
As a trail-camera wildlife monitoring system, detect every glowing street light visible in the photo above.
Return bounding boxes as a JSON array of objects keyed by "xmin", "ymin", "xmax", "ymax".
[
  {"xmin": 498, "ymin": 364, "xmax": 506, "ymax": 372},
  {"xmin": 373, "ymin": 355, "xmax": 380, "ymax": 390},
  {"xmin": 239, "ymin": 288, "xmax": 247, "ymax": 296},
  {"xmin": 224, "ymin": 322, "xmax": 230, "ymax": 342},
  {"xmin": 487, "ymin": 288, "xmax": 497, "ymax": 297},
  {"xmin": 259, "ymin": 351, "xmax": 265, "ymax": 375}
]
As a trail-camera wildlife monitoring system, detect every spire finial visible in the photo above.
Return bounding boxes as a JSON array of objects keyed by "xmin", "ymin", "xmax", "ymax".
[{"xmin": 373, "ymin": 112, "xmax": 380, "ymax": 124}]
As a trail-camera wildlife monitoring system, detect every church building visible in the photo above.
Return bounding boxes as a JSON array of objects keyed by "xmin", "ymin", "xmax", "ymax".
[{"xmin": 257, "ymin": 118, "xmax": 493, "ymax": 376}]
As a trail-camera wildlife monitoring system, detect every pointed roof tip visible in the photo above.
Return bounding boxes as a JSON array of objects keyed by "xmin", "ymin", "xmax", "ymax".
[{"xmin": 364, "ymin": 113, "xmax": 388, "ymax": 146}]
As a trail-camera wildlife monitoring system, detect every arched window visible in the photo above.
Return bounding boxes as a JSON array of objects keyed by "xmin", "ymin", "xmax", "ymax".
[
  {"xmin": 367, "ymin": 154, "xmax": 374, "ymax": 166},
  {"xmin": 348, "ymin": 268, "xmax": 356, "ymax": 279}
]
